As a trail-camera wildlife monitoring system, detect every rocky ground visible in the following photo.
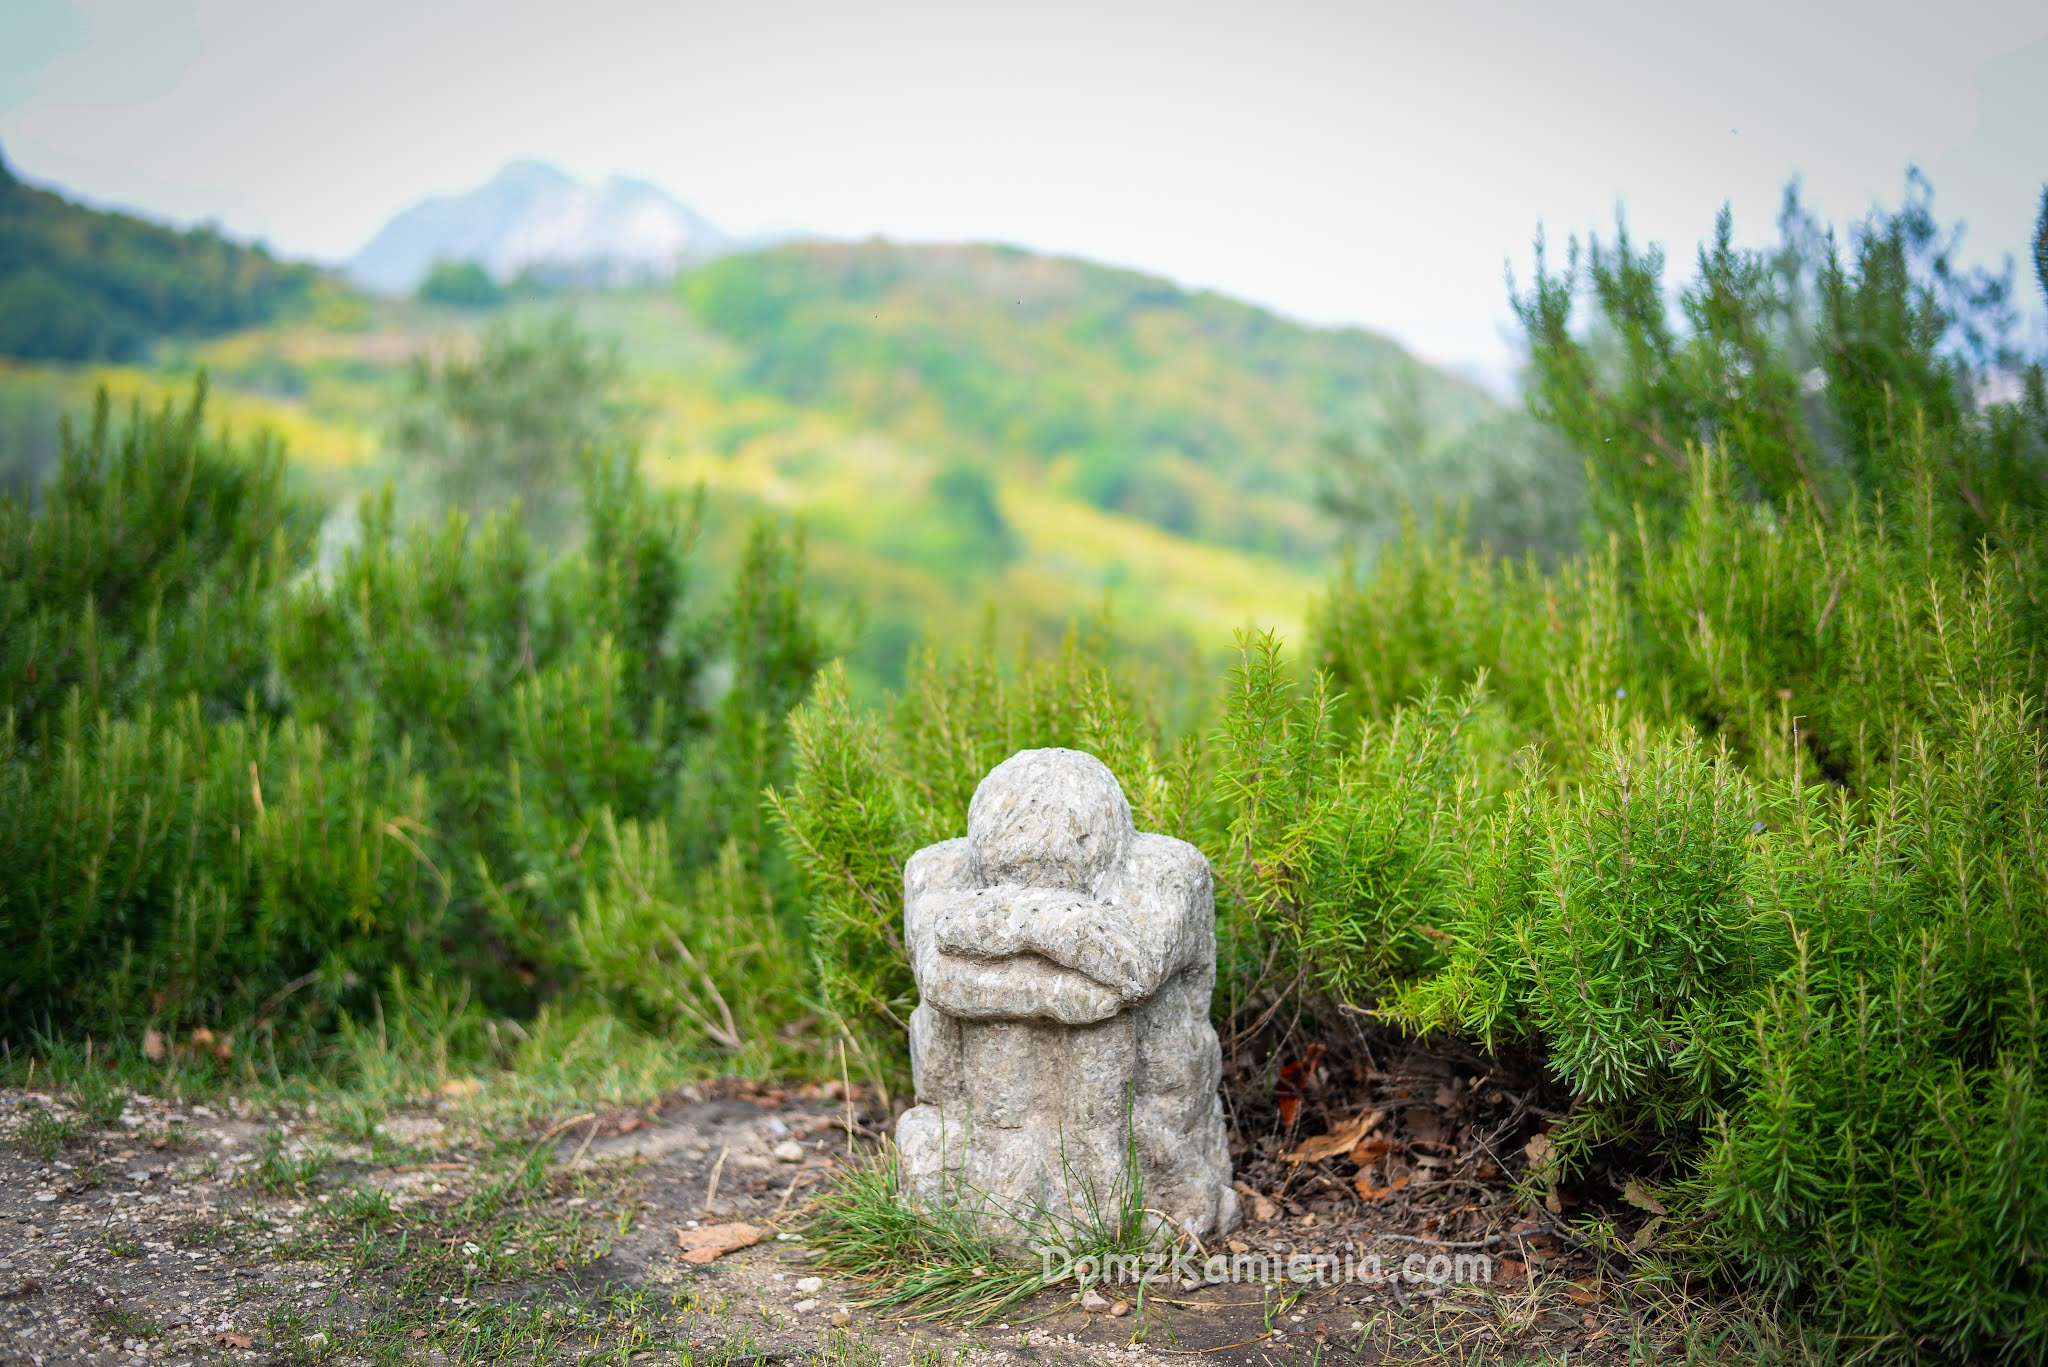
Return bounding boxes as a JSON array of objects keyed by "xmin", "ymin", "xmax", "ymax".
[{"xmin": 1, "ymin": 1071, "xmax": 1692, "ymax": 1367}]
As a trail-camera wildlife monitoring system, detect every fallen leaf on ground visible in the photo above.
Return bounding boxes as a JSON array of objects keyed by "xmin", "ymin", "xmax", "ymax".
[
  {"xmin": 1273, "ymin": 1044, "xmax": 1326, "ymax": 1130},
  {"xmin": 1564, "ymin": 1281, "xmax": 1600, "ymax": 1306},
  {"xmin": 216, "ymin": 1331, "xmax": 253, "ymax": 1349},
  {"xmin": 677, "ymin": 1222, "xmax": 765, "ymax": 1263},
  {"xmin": 1283, "ymin": 1109, "xmax": 1384, "ymax": 1165},
  {"xmin": 439, "ymin": 1077, "xmax": 481, "ymax": 1098},
  {"xmin": 1354, "ymin": 1173, "xmax": 1412, "ymax": 1202},
  {"xmin": 1496, "ymin": 1258, "xmax": 1526, "ymax": 1283},
  {"xmin": 1232, "ymin": 1183, "xmax": 1279, "ymax": 1223},
  {"xmin": 1348, "ymin": 1134, "xmax": 1394, "ymax": 1166},
  {"xmin": 1524, "ymin": 1132, "xmax": 1563, "ymax": 1212},
  {"xmin": 142, "ymin": 1028, "xmax": 165, "ymax": 1062}
]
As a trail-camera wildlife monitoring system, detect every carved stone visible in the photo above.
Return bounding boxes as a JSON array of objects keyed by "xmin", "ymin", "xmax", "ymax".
[{"xmin": 896, "ymin": 747, "xmax": 1238, "ymax": 1243}]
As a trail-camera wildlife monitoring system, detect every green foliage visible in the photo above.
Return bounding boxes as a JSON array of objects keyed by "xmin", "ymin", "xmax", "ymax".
[
  {"xmin": 570, "ymin": 818, "xmax": 806, "ymax": 1057},
  {"xmin": 1398, "ymin": 724, "xmax": 1791, "ymax": 1152},
  {"xmin": 387, "ymin": 312, "xmax": 640, "ymax": 538},
  {"xmin": 0, "ymin": 376, "xmax": 832, "ymax": 1060},
  {"xmin": 926, "ymin": 462, "xmax": 1019, "ymax": 573},
  {"xmin": 1315, "ymin": 363, "xmax": 1586, "ymax": 565},
  {"xmin": 0, "ymin": 144, "xmax": 320, "ymax": 361},
  {"xmin": 1701, "ymin": 699, "xmax": 2048, "ymax": 1357},
  {"xmin": 0, "ymin": 382, "xmax": 323, "ymax": 733},
  {"xmin": 1293, "ymin": 181, "xmax": 2048, "ymax": 1357},
  {"xmin": 416, "ymin": 260, "xmax": 505, "ymax": 310},
  {"xmin": 1516, "ymin": 176, "xmax": 2044, "ymax": 545},
  {"xmin": 2034, "ymin": 186, "xmax": 2047, "ymax": 309},
  {"xmin": 1214, "ymin": 633, "xmax": 1483, "ymax": 1002}
]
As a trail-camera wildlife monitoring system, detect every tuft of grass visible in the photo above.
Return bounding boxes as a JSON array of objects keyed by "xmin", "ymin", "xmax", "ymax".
[
  {"xmin": 246, "ymin": 1128, "xmax": 332, "ymax": 1194},
  {"xmin": 71, "ymin": 1070, "xmax": 128, "ymax": 1126},
  {"xmin": 90, "ymin": 1305, "xmax": 160, "ymax": 1340},
  {"xmin": 331, "ymin": 1187, "xmax": 396, "ymax": 1227},
  {"xmin": 15, "ymin": 1103, "xmax": 82, "ymax": 1160},
  {"xmin": 806, "ymin": 1137, "xmax": 1166, "ymax": 1325}
]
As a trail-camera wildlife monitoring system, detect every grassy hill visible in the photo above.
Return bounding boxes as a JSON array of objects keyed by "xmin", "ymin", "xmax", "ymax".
[
  {"xmin": 0, "ymin": 145, "xmax": 326, "ymax": 363},
  {"xmin": 681, "ymin": 241, "xmax": 1501, "ymax": 560},
  {"xmin": 0, "ymin": 201, "xmax": 1526, "ymax": 690}
]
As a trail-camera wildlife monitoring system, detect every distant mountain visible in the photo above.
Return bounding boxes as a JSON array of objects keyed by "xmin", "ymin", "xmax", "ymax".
[
  {"xmin": 0, "ymin": 144, "xmax": 320, "ymax": 361},
  {"xmin": 350, "ymin": 162, "xmax": 730, "ymax": 295}
]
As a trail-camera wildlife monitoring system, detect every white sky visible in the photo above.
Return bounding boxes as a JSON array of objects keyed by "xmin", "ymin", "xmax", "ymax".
[{"xmin": 4, "ymin": 0, "xmax": 2046, "ymax": 391}]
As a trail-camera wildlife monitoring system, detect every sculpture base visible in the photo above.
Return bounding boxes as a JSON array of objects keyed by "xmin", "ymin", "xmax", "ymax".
[{"xmin": 895, "ymin": 1096, "xmax": 1238, "ymax": 1248}]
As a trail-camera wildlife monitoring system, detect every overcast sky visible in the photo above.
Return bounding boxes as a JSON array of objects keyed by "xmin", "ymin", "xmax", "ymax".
[{"xmin": 4, "ymin": 0, "xmax": 2045, "ymax": 390}]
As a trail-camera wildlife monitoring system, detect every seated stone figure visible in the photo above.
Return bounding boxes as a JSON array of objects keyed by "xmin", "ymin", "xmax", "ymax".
[{"xmin": 896, "ymin": 747, "xmax": 1238, "ymax": 1243}]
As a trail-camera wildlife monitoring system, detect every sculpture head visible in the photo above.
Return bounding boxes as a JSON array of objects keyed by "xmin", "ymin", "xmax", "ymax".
[{"xmin": 967, "ymin": 748, "xmax": 1135, "ymax": 895}]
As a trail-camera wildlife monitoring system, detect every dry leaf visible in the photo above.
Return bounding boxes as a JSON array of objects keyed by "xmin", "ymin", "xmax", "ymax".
[
  {"xmin": 1621, "ymin": 1177, "xmax": 1667, "ymax": 1215},
  {"xmin": 1524, "ymin": 1132, "xmax": 1563, "ymax": 1213},
  {"xmin": 1495, "ymin": 1257, "xmax": 1527, "ymax": 1283},
  {"xmin": 1283, "ymin": 1109, "xmax": 1383, "ymax": 1165},
  {"xmin": 1348, "ymin": 1135, "xmax": 1394, "ymax": 1167},
  {"xmin": 1564, "ymin": 1281, "xmax": 1599, "ymax": 1306},
  {"xmin": 142, "ymin": 1028, "xmax": 166, "ymax": 1062},
  {"xmin": 439, "ymin": 1077, "xmax": 481, "ymax": 1099},
  {"xmin": 1232, "ymin": 1182, "xmax": 1278, "ymax": 1224},
  {"xmin": 1273, "ymin": 1044, "xmax": 1326, "ymax": 1131},
  {"xmin": 1355, "ymin": 1173, "xmax": 1412, "ymax": 1202},
  {"xmin": 676, "ymin": 1221, "xmax": 765, "ymax": 1264},
  {"xmin": 1629, "ymin": 1216, "xmax": 1664, "ymax": 1253},
  {"xmin": 217, "ymin": 1331, "xmax": 253, "ymax": 1349}
]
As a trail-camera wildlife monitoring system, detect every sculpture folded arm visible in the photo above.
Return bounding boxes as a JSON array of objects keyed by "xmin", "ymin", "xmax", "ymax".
[
  {"xmin": 905, "ymin": 836, "xmax": 1209, "ymax": 1025},
  {"xmin": 929, "ymin": 887, "xmax": 1183, "ymax": 1002}
]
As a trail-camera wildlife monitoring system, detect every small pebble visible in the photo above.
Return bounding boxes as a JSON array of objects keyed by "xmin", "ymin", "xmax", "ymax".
[
  {"xmin": 795, "ymin": 1276, "xmax": 823, "ymax": 1293},
  {"xmin": 1080, "ymin": 1287, "xmax": 1110, "ymax": 1312},
  {"xmin": 793, "ymin": 1298, "xmax": 818, "ymax": 1314},
  {"xmin": 772, "ymin": 1140, "xmax": 805, "ymax": 1163}
]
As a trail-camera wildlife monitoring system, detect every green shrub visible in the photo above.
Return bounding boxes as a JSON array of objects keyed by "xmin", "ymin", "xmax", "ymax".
[
  {"xmin": 1299, "ymin": 183, "xmax": 2048, "ymax": 1357},
  {"xmin": 0, "ymin": 378, "xmax": 831, "ymax": 1060},
  {"xmin": 1214, "ymin": 632, "xmax": 1485, "ymax": 1003}
]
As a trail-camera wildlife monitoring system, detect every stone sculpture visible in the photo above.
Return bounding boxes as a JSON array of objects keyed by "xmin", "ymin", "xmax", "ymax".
[{"xmin": 896, "ymin": 747, "xmax": 1238, "ymax": 1243}]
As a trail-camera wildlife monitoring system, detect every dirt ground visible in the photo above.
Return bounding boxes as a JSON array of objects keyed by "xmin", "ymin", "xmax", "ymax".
[{"xmin": 0, "ymin": 1066, "xmax": 1676, "ymax": 1367}]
